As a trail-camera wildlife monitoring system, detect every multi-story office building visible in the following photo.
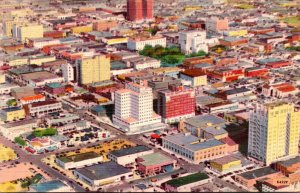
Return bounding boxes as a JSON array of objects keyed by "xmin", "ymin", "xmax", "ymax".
[
  {"xmin": 113, "ymin": 82, "xmax": 163, "ymax": 134},
  {"xmin": 127, "ymin": 0, "xmax": 153, "ymax": 22},
  {"xmin": 162, "ymin": 133, "xmax": 228, "ymax": 164},
  {"xmin": 248, "ymin": 102, "xmax": 300, "ymax": 165},
  {"xmin": 157, "ymin": 85, "xmax": 195, "ymax": 124},
  {"xmin": 179, "ymin": 30, "xmax": 208, "ymax": 54},
  {"xmin": 76, "ymin": 55, "xmax": 110, "ymax": 85},
  {"xmin": 12, "ymin": 24, "xmax": 44, "ymax": 43}
]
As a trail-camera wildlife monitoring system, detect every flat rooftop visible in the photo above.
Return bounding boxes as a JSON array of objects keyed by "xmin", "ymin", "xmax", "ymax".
[
  {"xmin": 138, "ymin": 153, "xmax": 173, "ymax": 166},
  {"xmin": 277, "ymin": 156, "xmax": 300, "ymax": 168},
  {"xmin": 211, "ymin": 155, "xmax": 240, "ymax": 165},
  {"xmin": 75, "ymin": 161, "xmax": 131, "ymax": 180},
  {"xmin": 165, "ymin": 172, "xmax": 209, "ymax": 188},
  {"xmin": 58, "ymin": 152, "xmax": 100, "ymax": 163},
  {"xmin": 109, "ymin": 145, "xmax": 152, "ymax": 158},
  {"xmin": 239, "ymin": 167, "xmax": 278, "ymax": 180},
  {"xmin": 164, "ymin": 133, "xmax": 225, "ymax": 152},
  {"xmin": 185, "ymin": 114, "xmax": 226, "ymax": 128}
]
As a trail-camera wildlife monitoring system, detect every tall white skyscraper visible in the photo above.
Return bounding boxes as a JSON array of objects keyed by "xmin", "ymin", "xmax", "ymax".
[
  {"xmin": 113, "ymin": 82, "xmax": 163, "ymax": 134},
  {"xmin": 248, "ymin": 102, "xmax": 300, "ymax": 165}
]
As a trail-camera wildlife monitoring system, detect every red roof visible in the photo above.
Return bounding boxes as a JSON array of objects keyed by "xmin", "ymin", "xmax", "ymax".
[
  {"xmin": 151, "ymin": 134, "xmax": 160, "ymax": 139},
  {"xmin": 220, "ymin": 137, "xmax": 237, "ymax": 146}
]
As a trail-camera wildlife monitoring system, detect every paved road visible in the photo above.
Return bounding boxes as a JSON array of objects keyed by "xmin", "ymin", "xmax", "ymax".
[
  {"xmin": 213, "ymin": 177, "xmax": 247, "ymax": 192},
  {"xmin": 0, "ymin": 106, "xmax": 245, "ymax": 192},
  {"xmin": 0, "ymin": 135, "xmax": 86, "ymax": 192}
]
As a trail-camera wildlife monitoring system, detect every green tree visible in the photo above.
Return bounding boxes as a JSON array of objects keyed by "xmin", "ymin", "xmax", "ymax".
[
  {"xmin": 6, "ymin": 99, "xmax": 17, "ymax": 107},
  {"xmin": 14, "ymin": 137, "xmax": 26, "ymax": 146}
]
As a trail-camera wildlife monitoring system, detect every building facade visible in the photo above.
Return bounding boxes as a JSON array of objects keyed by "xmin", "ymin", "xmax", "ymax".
[
  {"xmin": 113, "ymin": 82, "xmax": 162, "ymax": 134},
  {"xmin": 127, "ymin": 0, "xmax": 153, "ymax": 22},
  {"xmin": 127, "ymin": 36, "xmax": 166, "ymax": 51},
  {"xmin": 157, "ymin": 85, "xmax": 195, "ymax": 124},
  {"xmin": 248, "ymin": 102, "xmax": 300, "ymax": 165},
  {"xmin": 179, "ymin": 30, "xmax": 208, "ymax": 54},
  {"xmin": 77, "ymin": 55, "xmax": 110, "ymax": 85}
]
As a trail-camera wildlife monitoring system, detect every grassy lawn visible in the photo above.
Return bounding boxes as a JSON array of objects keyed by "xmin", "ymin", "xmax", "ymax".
[
  {"xmin": 281, "ymin": 16, "xmax": 300, "ymax": 27},
  {"xmin": 0, "ymin": 181, "xmax": 26, "ymax": 192},
  {"xmin": 0, "ymin": 144, "xmax": 17, "ymax": 163}
]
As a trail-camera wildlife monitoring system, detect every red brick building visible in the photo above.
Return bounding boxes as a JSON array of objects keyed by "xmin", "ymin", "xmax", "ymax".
[
  {"xmin": 127, "ymin": 0, "xmax": 153, "ymax": 21},
  {"xmin": 245, "ymin": 67, "xmax": 269, "ymax": 77},
  {"xmin": 157, "ymin": 85, "xmax": 195, "ymax": 124},
  {"xmin": 207, "ymin": 67, "xmax": 244, "ymax": 82}
]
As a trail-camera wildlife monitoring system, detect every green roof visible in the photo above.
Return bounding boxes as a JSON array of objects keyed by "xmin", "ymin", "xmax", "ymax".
[
  {"xmin": 58, "ymin": 152, "xmax": 100, "ymax": 163},
  {"xmin": 165, "ymin": 172, "xmax": 209, "ymax": 188},
  {"xmin": 139, "ymin": 153, "xmax": 173, "ymax": 166}
]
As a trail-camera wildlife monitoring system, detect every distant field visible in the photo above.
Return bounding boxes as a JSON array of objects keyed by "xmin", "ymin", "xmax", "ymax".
[
  {"xmin": 0, "ymin": 144, "xmax": 17, "ymax": 163},
  {"xmin": 234, "ymin": 3, "xmax": 255, "ymax": 9},
  {"xmin": 0, "ymin": 181, "xmax": 26, "ymax": 192},
  {"xmin": 281, "ymin": 16, "xmax": 300, "ymax": 27}
]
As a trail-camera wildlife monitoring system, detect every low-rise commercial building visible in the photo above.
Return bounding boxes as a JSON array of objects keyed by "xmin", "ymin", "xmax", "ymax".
[
  {"xmin": 180, "ymin": 69, "xmax": 207, "ymax": 87},
  {"xmin": 183, "ymin": 114, "xmax": 227, "ymax": 139},
  {"xmin": 210, "ymin": 155, "xmax": 242, "ymax": 174},
  {"xmin": 162, "ymin": 133, "xmax": 228, "ymax": 164},
  {"xmin": 0, "ymin": 119, "xmax": 37, "ymax": 140},
  {"xmin": 56, "ymin": 152, "xmax": 103, "ymax": 169},
  {"xmin": 108, "ymin": 145, "xmax": 154, "ymax": 166},
  {"xmin": 136, "ymin": 153, "xmax": 176, "ymax": 175},
  {"xmin": 127, "ymin": 36, "xmax": 166, "ymax": 51},
  {"xmin": 20, "ymin": 94, "xmax": 46, "ymax": 105},
  {"xmin": 73, "ymin": 161, "xmax": 133, "ymax": 187},
  {"xmin": 24, "ymin": 100, "xmax": 62, "ymax": 117},
  {"xmin": 164, "ymin": 172, "xmax": 210, "ymax": 192},
  {"xmin": 235, "ymin": 167, "xmax": 281, "ymax": 188},
  {"xmin": 0, "ymin": 106, "xmax": 25, "ymax": 122}
]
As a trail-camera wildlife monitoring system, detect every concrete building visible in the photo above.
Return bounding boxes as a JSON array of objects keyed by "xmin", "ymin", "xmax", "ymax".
[
  {"xmin": 248, "ymin": 102, "xmax": 300, "ymax": 165},
  {"xmin": 136, "ymin": 152, "xmax": 175, "ymax": 175},
  {"xmin": 180, "ymin": 69, "xmax": 207, "ymax": 87},
  {"xmin": 0, "ymin": 119, "xmax": 37, "ymax": 140},
  {"xmin": 0, "ymin": 84, "xmax": 19, "ymax": 95},
  {"xmin": 235, "ymin": 167, "xmax": 281, "ymax": 189},
  {"xmin": 12, "ymin": 24, "xmax": 44, "ymax": 43},
  {"xmin": 162, "ymin": 133, "xmax": 228, "ymax": 164},
  {"xmin": 56, "ymin": 152, "xmax": 103, "ymax": 169},
  {"xmin": 179, "ymin": 30, "xmax": 208, "ymax": 54},
  {"xmin": 157, "ymin": 85, "xmax": 195, "ymax": 124},
  {"xmin": 210, "ymin": 155, "xmax": 242, "ymax": 174},
  {"xmin": 76, "ymin": 55, "xmax": 110, "ymax": 85},
  {"xmin": 73, "ymin": 161, "xmax": 133, "ymax": 187},
  {"xmin": 183, "ymin": 114, "xmax": 228, "ymax": 139},
  {"xmin": 108, "ymin": 145, "xmax": 154, "ymax": 166},
  {"xmin": 45, "ymin": 113, "xmax": 80, "ymax": 127},
  {"xmin": 20, "ymin": 94, "xmax": 46, "ymax": 105},
  {"xmin": 205, "ymin": 17, "xmax": 229, "ymax": 33},
  {"xmin": 24, "ymin": 100, "xmax": 62, "ymax": 117},
  {"xmin": 28, "ymin": 37, "xmax": 60, "ymax": 49},
  {"xmin": 11, "ymin": 86, "xmax": 35, "ymax": 100},
  {"xmin": 127, "ymin": 36, "xmax": 166, "ymax": 51},
  {"xmin": 61, "ymin": 63, "xmax": 74, "ymax": 82},
  {"xmin": 164, "ymin": 172, "xmax": 210, "ymax": 192},
  {"xmin": 113, "ymin": 82, "xmax": 163, "ymax": 134},
  {"xmin": 0, "ymin": 106, "xmax": 25, "ymax": 122}
]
